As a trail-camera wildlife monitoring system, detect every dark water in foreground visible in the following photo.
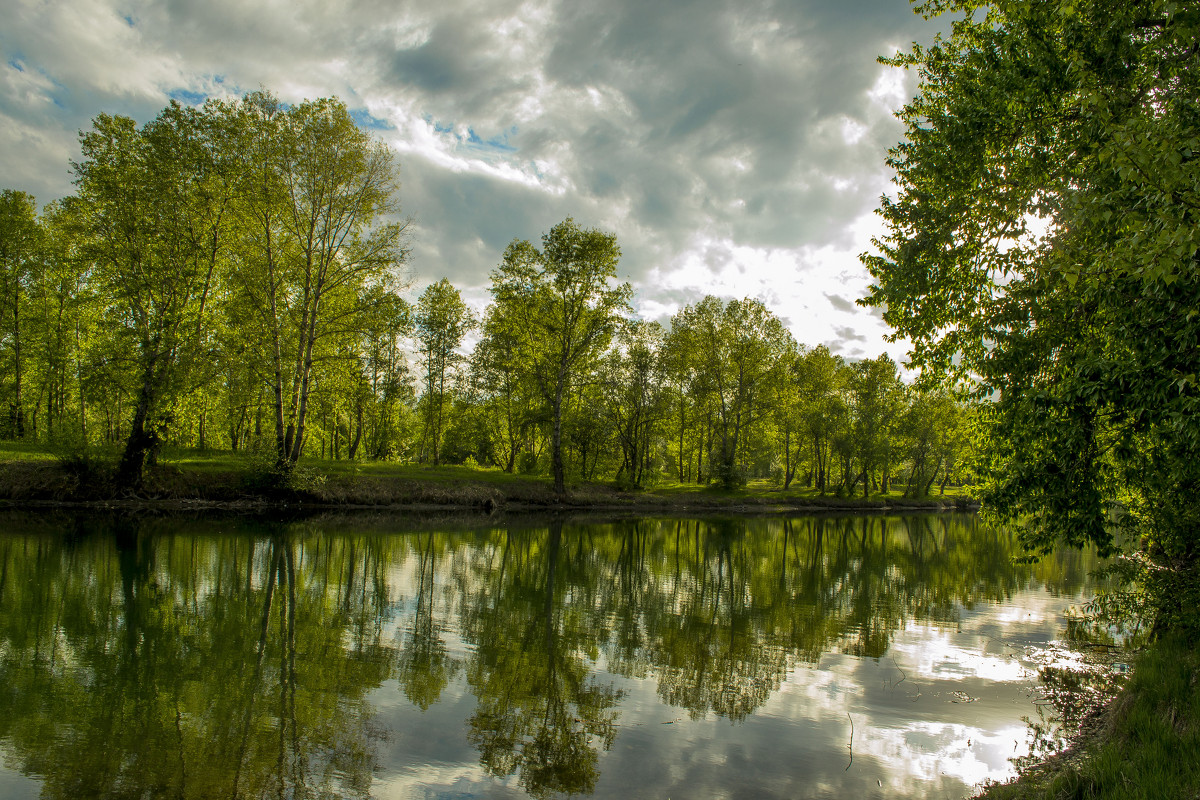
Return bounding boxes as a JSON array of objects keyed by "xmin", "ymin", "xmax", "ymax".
[{"xmin": 0, "ymin": 511, "xmax": 1103, "ymax": 799}]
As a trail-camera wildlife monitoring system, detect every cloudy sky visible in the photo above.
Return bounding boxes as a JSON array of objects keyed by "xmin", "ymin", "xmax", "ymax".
[{"xmin": 1, "ymin": 0, "xmax": 951, "ymax": 361}]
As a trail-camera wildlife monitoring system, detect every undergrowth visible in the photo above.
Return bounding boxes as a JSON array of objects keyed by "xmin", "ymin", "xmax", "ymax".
[{"xmin": 978, "ymin": 634, "xmax": 1200, "ymax": 800}]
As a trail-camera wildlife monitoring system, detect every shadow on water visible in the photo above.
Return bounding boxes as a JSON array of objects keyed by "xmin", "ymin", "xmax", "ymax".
[{"xmin": 0, "ymin": 510, "xmax": 1100, "ymax": 799}]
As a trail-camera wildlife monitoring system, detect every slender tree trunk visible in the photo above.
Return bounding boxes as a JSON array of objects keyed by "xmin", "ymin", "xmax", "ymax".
[
  {"xmin": 928, "ymin": 457, "xmax": 943, "ymax": 496},
  {"xmin": 10, "ymin": 293, "xmax": 23, "ymax": 438},
  {"xmin": 287, "ymin": 294, "xmax": 322, "ymax": 465},
  {"xmin": 348, "ymin": 404, "xmax": 363, "ymax": 459},
  {"xmin": 551, "ymin": 367, "xmax": 567, "ymax": 495}
]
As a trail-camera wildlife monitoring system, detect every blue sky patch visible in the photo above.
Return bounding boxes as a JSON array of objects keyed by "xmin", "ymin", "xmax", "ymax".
[
  {"xmin": 168, "ymin": 88, "xmax": 208, "ymax": 106},
  {"xmin": 350, "ymin": 108, "xmax": 392, "ymax": 131}
]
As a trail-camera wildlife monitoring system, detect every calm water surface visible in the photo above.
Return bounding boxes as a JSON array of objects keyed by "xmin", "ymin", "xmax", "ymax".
[{"xmin": 0, "ymin": 511, "xmax": 1102, "ymax": 799}]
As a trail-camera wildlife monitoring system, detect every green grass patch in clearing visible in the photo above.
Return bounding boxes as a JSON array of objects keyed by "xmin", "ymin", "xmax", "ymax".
[
  {"xmin": 647, "ymin": 477, "xmax": 970, "ymax": 503},
  {"xmin": 0, "ymin": 443, "xmax": 975, "ymax": 507},
  {"xmin": 0, "ymin": 441, "xmax": 57, "ymax": 462},
  {"xmin": 155, "ymin": 447, "xmax": 544, "ymax": 484},
  {"xmin": 979, "ymin": 634, "xmax": 1200, "ymax": 800}
]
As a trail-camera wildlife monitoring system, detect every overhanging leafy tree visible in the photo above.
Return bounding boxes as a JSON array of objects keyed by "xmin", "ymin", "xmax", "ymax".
[
  {"xmin": 489, "ymin": 218, "xmax": 631, "ymax": 494},
  {"xmin": 862, "ymin": 0, "xmax": 1200, "ymax": 627}
]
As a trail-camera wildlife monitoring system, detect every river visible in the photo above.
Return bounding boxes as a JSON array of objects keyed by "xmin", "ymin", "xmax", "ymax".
[{"xmin": 0, "ymin": 510, "xmax": 1105, "ymax": 799}]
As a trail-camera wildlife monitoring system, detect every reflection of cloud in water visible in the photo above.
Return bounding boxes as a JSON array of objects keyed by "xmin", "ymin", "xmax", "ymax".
[
  {"xmin": 374, "ymin": 762, "xmax": 526, "ymax": 799},
  {"xmin": 750, "ymin": 585, "xmax": 1092, "ymax": 795},
  {"xmin": 868, "ymin": 721, "xmax": 1029, "ymax": 789}
]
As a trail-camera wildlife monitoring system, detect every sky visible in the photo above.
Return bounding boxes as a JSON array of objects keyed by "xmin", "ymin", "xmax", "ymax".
[{"xmin": 0, "ymin": 0, "xmax": 952, "ymax": 362}]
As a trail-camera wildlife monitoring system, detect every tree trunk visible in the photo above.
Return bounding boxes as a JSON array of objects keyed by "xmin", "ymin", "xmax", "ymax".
[
  {"xmin": 551, "ymin": 372, "xmax": 567, "ymax": 495},
  {"xmin": 10, "ymin": 293, "xmax": 23, "ymax": 438},
  {"xmin": 348, "ymin": 405, "xmax": 363, "ymax": 460},
  {"xmin": 783, "ymin": 428, "xmax": 793, "ymax": 489},
  {"xmin": 118, "ymin": 377, "xmax": 158, "ymax": 490}
]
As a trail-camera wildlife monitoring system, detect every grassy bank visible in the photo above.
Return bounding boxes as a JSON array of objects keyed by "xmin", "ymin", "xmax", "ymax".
[
  {"xmin": 0, "ymin": 443, "xmax": 975, "ymax": 512},
  {"xmin": 979, "ymin": 634, "xmax": 1200, "ymax": 800}
]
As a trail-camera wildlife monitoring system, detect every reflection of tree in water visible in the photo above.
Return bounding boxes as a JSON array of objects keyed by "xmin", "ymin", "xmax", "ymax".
[
  {"xmin": 0, "ymin": 511, "xmax": 1098, "ymax": 799},
  {"xmin": 460, "ymin": 522, "xmax": 623, "ymax": 798},
  {"xmin": 586, "ymin": 515, "xmax": 1090, "ymax": 723},
  {"xmin": 643, "ymin": 517, "xmax": 789, "ymax": 720},
  {"xmin": 0, "ymin": 514, "xmax": 396, "ymax": 799},
  {"xmin": 396, "ymin": 530, "xmax": 460, "ymax": 709}
]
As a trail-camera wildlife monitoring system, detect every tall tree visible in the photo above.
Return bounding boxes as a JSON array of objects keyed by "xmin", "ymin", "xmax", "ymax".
[
  {"xmin": 27, "ymin": 198, "xmax": 93, "ymax": 443},
  {"xmin": 670, "ymin": 297, "xmax": 792, "ymax": 488},
  {"xmin": 228, "ymin": 93, "xmax": 410, "ymax": 470},
  {"xmin": 469, "ymin": 306, "xmax": 539, "ymax": 473},
  {"xmin": 846, "ymin": 355, "xmax": 904, "ymax": 498},
  {"xmin": 599, "ymin": 320, "xmax": 668, "ymax": 488},
  {"xmin": 414, "ymin": 278, "xmax": 475, "ymax": 464},
  {"xmin": 861, "ymin": 0, "xmax": 1200, "ymax": 627},
  {"xmin": 794, "ymin": 345, "xmax": 846, "ymax": 494},
  {"xmin": 489, "ymin": 218, "xmax": 630, "ymax": 494},
  {"xmin": 0, "ymin": 190, "xmax": 42, "ymax": 438},
  {"xmin": 74, "ymin": 104, "xmax": 231, "ymax": 486}
]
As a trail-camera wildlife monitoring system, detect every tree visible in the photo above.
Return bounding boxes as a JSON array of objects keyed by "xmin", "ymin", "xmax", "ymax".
[
  {"xmin": 846, "ymin": 355, "xmax": 905, "ymax": 498},
  {"xmin": 357, "ymin": 286, "xmax": 414, "ymax": 459},
  {"xmin": 670, "ymin": 297, "xmax": 792, "ymax": 488},
  {"xmin": 0, "ymin": 190, "xmax": 42, "ymax": 438},
  {"xmin": 861, "ymin": 1, "xmax": 1200, "ymax": 628},
  {"xmin": 598, "ymin": 320, "xmax": 668, "ymax": 488},
  {"xmin": 773, "ymin": 341, "xmax": 806, "ymax": 489},
  {"xmin": 794, "ymin": 345, "xmax": 847, "ymax": 494},
  {"xmin": 228, "ymin": 92, "xmax": 410, "ymax": 470},
  {"xmin": 900, "ymin": 388, "xmax": 963, "ymax": 497},
  {"xmin": 26, "ymin": 198, "xmax": 94, "ymax": 443},
  {"xmin": 469, "ymin": 306, "xmax": 540, "ymax": 472},
  {"xmin": 489, "ymin": 219, "xmax": 631, "ymax": 494},
  {"xmin": 74, "ymin": 104, "xmax": 232, "ymax": 487},
  {"xmin": 414, "ymin": 278, "xmax": 475, "ymax": 464}
]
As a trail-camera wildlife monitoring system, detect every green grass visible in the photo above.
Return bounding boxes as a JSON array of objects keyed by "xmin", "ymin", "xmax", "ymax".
[
  {"xmin": 0, "ymin": 442, "xmax": 975, "ymax": 507},
  {"xmin": 156, "ymin": 447, "xmax": 544, "ymax": 484},
  {"xmin": 979, "ymin": 634, "xmax": 1200, "ymax": 800},
  {"xmin": 647, "ymin": 476, "xmax": 971, "ymax": 502},
  {"xmin": 0, "ymin": 441, "xmax": 57, "ymax": 462}
]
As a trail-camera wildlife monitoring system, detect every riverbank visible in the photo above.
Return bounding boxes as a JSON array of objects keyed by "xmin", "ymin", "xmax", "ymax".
[
  {"xmin": 976, "ymin": 634, "xmax": 1200, "ymax": 800},
  {"xmin": 0, "ymin": 446, "xmax": 976, "ymax": 514}
]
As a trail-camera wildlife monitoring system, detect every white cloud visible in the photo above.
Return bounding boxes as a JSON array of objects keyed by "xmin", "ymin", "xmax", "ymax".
[{"xmin": 0, "ymin": 0, "xmax": 952, "ymax": 355}]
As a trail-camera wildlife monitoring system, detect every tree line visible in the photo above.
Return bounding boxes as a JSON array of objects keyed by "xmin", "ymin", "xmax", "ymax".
[{"xmin": 0, "ymin": 92, "xmax": 971, "ymax": 494}]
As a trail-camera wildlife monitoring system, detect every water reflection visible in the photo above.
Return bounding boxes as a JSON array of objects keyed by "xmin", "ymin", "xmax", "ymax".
[{"xmin": 0, "ymin": 512, "xmax": 1097, "ymax": 799}]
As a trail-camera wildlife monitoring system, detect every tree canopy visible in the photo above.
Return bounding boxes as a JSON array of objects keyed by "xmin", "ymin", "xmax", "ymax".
[
  {"xmin": 1, "ymin": 91, "xmax": 977, "ymax": 503},
  {"xmin": 862, "ymin": 0, "xmax": 1200, "ymax": 628}
]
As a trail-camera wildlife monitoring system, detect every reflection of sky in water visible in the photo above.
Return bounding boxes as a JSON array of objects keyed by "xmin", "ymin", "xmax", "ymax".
[
  {"xmin": 0, "ymin": 515, "xmax": 1103, "ymax": 800},
  {"xmin": 371, "ymin": 586, "xmax": 1090, "ymax": 800}
]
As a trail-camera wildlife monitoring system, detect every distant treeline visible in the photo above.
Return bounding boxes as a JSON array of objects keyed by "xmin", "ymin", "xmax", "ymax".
[{"xmin": 0, "ymin": 92, "xmax": 971, "ymax": 494}]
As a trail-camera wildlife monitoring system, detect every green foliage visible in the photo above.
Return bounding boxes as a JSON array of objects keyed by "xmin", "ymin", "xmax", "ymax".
[
  {"xmin": 3, "ymin": 91, "xmax": 985, "ymax": 502},
  {"xmin": 489, "ymin": 218, "xmax": 631, "ymax": 494},
  {"xmin": 414, "ymin": 278, "xmax": 475, "ymax": 465},
  {"xmin": 668, "ymin": 296, "xmax": 792, "ymax": 489},
  {"xmin": 862, "ymin": 0, "xmax": 1200, "ymax": 627},
  {"xmin": 981, "ymin": 634, "xmax": 1200, "ymax": 800}
]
